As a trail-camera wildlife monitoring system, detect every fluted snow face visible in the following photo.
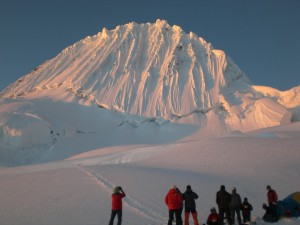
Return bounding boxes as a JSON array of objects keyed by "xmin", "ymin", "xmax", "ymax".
[
  {"xmin": 1, "ymin": 20, "xmax": 250, "ymax": 118},
  {"xmin": 1, "ymin": 19, "xmax": 296, "ymax": 134}
]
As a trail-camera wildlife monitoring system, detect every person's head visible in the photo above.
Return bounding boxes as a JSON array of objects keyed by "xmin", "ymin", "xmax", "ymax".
[
  {"xmin": 187, "ymin": 185, "xmax": 191, "ymax": 190},
  {"xmin": 113, "ymin": 186, "xmax": 121, "ymax": 193},
  {"xmin": 244, "ymin": 197, "xmax": 248, "ymax": 202},
  {"xmin": 220, "ymin": 185, "xmax": 225, "ymax": 191},
  {"xmin": 267, "ymin": 185, "xmax": 271, "ymax": 191},
  {"xmin": 210, "ymin": 207, "xmax": 217, "ymax": 213},
  {"xmin": 172, "ymin": 185, "xmax": 177, "ymax": 190},
  {"xmin": 232, "ymin": 187, "xmax": 236, "ymax": 193}
]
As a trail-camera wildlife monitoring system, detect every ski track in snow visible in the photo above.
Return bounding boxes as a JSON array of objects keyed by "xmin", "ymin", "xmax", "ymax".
[
  {"xmin": 77, "ymin": 165, "xmax": 167, "ymax": 224},
  {"xmin": 70, "ymin": 145, "xmax": 166, "ymax": 165}
]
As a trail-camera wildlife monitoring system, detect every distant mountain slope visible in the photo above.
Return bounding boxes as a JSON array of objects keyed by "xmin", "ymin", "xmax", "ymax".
[{"xmin": 253, "ymin": 85, "xmax": 300, "ymax": 108}]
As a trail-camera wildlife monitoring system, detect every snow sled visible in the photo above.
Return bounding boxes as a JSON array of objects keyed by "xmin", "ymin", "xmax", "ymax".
[{"xmin": 263, "ymin": 192, "xmax": 300, "ymax": 223}]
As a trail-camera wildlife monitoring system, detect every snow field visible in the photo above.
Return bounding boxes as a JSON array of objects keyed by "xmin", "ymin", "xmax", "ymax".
[{"xmin": 1, "ymin": 125, "xmax": 300, "ymax": 225}]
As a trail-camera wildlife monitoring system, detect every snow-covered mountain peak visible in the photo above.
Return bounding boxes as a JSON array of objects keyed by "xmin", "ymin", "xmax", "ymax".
[{"xmin": 0, "ymin": 20, "xmax": 298, "ymax": 135}]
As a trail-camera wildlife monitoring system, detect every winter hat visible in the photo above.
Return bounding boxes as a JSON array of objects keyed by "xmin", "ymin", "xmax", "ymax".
[
  {"xmin": 113, "ymin": 186, "xmax": 121, "ymax": 193},
  {"xmin": 187, "ymin": 185, "xmax": 191, "ymax": 190},
  {"xmin": 210, "ymin": 207, "xmax": 216, "ymax": 212}
]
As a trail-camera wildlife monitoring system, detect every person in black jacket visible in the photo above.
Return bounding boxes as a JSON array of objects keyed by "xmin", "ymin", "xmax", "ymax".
[
  {"xmin": 182, "ymin": 185, "xmax": 199, "ymax": 225},
  {"xmin": 230, "ymin": 187, "xmax": 242, "ymax": 225},
  {"xmin": 216, "ymin": 185, "xmax": 232, "ymax": 225},
  {"xmin": 240, "ymin": 197, "xmax": 253, "ymax": 223}
]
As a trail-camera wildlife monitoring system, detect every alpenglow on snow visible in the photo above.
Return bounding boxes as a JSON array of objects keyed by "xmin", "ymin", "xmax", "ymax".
[{"xmin": 0, "ymin": 19, "xmax": 293, "ymax": 132}]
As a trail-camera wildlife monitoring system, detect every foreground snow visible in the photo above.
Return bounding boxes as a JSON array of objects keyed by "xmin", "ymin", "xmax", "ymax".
[{"xmin": 0, "ymin": 121, "xmax": 300, "ymax": 225}]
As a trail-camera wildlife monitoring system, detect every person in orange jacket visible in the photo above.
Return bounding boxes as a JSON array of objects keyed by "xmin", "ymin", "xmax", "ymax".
[
  {"xmin": 165, "ymin": 185, "xmax": 183, "ymax": 225},
  {"xmin": 207, "ymin": 207, "xmax": 220, "ymax": 225},
  {"xmin": 108, "ymin": 186, "xmax": 126, "ymax": 225}
]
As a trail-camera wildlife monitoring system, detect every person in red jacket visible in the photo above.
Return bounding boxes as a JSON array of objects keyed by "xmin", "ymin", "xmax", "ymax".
[
  {"xmin": 165, "ymin": 185, "xmax": 183, "ymax": 225},
  {"xmin": 267, "ymin": 185, "xmax": 278, "ymax": 205},
  {"xmin": 207, "ymin": 207, "xmax": 220, "ymax": 225},
  {"xmin": 108, "ymin": 186, "xmax": 126, "ymax": 225},
  {"xmin": 266, "ymin": 185, "xmax": 278, "ymax": 219}
]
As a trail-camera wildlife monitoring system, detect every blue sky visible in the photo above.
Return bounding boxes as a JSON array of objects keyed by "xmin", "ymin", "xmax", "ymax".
[{"xmin": 0, "ymin": 0, "xmax": 299, "ymax": 91}]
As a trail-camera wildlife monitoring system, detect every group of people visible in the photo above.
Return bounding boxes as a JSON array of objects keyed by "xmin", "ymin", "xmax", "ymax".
[
  {"xmin": 165, "ymin": 185, "xmax": 200, "ymax": 225},
  {"xmin": 215, "ymin": 185, "xmax": 253, "ymax": 225},
  {"xmin": 108, "ymin": 184, "xmax": 278, "ymax": 225},
  {"xmin": 165, "ymin": 184, "xmax": 254, "ymax": 225}
]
